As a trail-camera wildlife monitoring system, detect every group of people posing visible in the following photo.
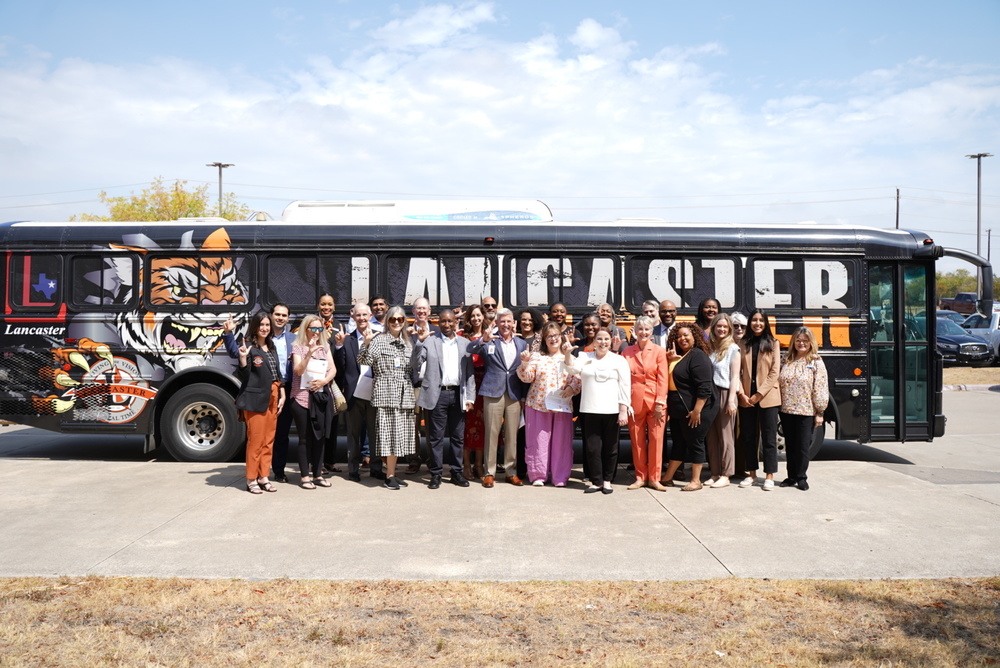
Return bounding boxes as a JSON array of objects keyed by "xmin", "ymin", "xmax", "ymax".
[{"xmin": 229, "ymin": 295, "xmax": 829, "ymax": 496}]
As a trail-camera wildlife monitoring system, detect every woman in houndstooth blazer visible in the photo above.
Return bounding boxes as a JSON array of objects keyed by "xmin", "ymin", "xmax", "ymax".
[{"xmin": 357, "ymin": 305, "xmax": 416, "ymax": 490}]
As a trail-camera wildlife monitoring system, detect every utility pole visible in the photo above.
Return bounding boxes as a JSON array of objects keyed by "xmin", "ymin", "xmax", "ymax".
[
  {"xmin": 206, "ymin": 162, "xmax": 234, "ymax": 217},
  {"xmin": 965, "ymin": 153, "xmax": 991, "ymax": 256}
]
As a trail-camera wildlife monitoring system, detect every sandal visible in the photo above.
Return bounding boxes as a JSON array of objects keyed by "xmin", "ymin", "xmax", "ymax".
[
  {"xmin": 246, "ymin": 480, "xmax": 263, "ymax": 495},
  {"xmin": 300, "ymin": 477, "xmax": 316, "ymax": 490},
  {"xmin": 257, "ymin": 478, "xmax": 277, "ymax": 493},
  {"xmin": 315, "ymin": 476, "xmax": 331, "ymax": 488}
]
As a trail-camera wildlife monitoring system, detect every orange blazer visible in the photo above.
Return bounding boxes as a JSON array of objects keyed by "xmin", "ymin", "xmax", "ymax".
[{"xmin": 621, "ymin": 343, "xmax": 668, "ymax": 413}]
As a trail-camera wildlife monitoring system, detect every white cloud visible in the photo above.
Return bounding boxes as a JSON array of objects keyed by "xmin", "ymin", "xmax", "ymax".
[{"xmin": 0, "ymin": 3, "xmax": 997, "ymax": 265}]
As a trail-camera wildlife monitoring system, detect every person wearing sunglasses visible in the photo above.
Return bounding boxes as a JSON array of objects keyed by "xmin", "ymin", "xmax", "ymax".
[
  {"xmin": 358, "ymin": 306, "xmax": 417, "ymax": 490},
  {"xmin": 289, "ymin": 314, "xmax": 337, "ymax": 489}
]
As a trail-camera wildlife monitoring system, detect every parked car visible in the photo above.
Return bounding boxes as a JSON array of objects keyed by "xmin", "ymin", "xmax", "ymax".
[
  {"xmin": 937, "ymin": 317, "xmax": 992, "ymax": 366},
  {"xmin": 939, "ymin": 292, "xmax": 979, "ymax": 314},
  {"xmin": 961, "ymin": 305, "xmax": 1000, "ymax": 365},
  {"xmin": 936, "ymin": 309, "xmax": 968, "ymax": 325}
]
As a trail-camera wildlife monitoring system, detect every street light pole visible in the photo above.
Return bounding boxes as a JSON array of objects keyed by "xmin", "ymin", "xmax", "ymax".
[
  {"xmin": 206, "ymin": 162, "xmax": 234, "ymax": 216},
  {"xmin": 965, "ymin": 153, "xmax": 991, "ymax": 257}
]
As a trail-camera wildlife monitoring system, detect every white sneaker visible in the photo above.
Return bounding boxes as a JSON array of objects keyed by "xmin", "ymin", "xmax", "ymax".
[
  {"xmin": 762, "ymin": 479, "xmax": 775, "ymax": 491},
  {"xmin": 738, "ymin": 476, "xmax": 755, "ymax": 488},
  {"xmin": 532, "ymin": 479, "xmax": 544, "ymax": 487},
  {"xmin": 709, "ymin": 477, "xmax": 730, "ymax": 488}
]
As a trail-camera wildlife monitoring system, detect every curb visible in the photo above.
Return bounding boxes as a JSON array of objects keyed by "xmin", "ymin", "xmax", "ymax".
[{"xmin": 943, "ymin": 384, "xmax": 1000, "ymax": 392}]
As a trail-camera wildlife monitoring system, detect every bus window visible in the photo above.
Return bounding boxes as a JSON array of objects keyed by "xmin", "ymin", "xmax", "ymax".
[
  {"xmin": 146, "ymin": 254, "xmax": 251, "ymax": 310},
  {"xmin": 749, "ymin": 258, "xmax": 857, "ymax": 312},
  {"xmin": 506, "ymin": 255, "xmax": 619, "ymax": 309},
  {"xmin": 384, "ymin": 255, "xmax": 494, "ymax": 307},
  {"xmin": 627, "ymin": 256, "xmax": 737, "ymax": 310},
  {"xmin": 264, "ymin": 254, "xmax": 371, "ymax": 311},
  {"xmin": 870, "ymin": 264, "xmax": 896, "ymax": 424},
  {"xmin": 70, "ymin": 254, "xmax": 137, "ymax": 309},
  {"xmin": 8, "ymin": 253, "xmax": 62, "ymax": 311}
]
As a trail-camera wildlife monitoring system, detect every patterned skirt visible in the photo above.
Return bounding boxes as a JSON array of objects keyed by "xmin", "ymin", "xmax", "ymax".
[{"xmin": 375, "ymin": 407, "xmax": 416, "ymax": 458}]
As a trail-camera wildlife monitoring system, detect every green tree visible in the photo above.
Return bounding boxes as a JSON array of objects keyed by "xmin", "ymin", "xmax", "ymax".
[
  {"xmin": 935, "ymin": 269, "xmax": 1000, "ymax": 303},
  {"xmin": 71, "ymin": 178, "xmax": 251, "ymax": 222}
]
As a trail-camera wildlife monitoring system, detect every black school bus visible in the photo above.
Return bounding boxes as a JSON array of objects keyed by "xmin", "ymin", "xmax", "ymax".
[{"xmin": 0, "ymin": 200, "xmax": 992, "ymax": 461}]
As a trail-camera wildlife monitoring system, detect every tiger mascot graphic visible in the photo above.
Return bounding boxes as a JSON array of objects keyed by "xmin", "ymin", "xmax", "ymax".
[
  {"xmin": 118, "ymin": 228, "xmax": 247, "ymax": 372},
  {"xmin": 24, "ymin": 227, "xmax": 248, "ymax": 419}
]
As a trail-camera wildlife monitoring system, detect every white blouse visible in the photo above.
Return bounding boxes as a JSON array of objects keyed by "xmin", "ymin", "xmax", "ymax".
[{"xmin": 567, "ymin": 352, "xmax": 631, "ymax": 415}]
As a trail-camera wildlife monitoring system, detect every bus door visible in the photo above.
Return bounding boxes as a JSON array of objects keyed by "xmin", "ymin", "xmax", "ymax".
[{"xmin": 868, "ymin": 263, "xmax": 936, "ymax": 441}]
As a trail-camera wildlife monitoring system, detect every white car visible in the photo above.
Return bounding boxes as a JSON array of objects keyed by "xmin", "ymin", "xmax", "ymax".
[{"xmin": 962, "ymin": 306, "xmax": 1000, "ymax": 364}]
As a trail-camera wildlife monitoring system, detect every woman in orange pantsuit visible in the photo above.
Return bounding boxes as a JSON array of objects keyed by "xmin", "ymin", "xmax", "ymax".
[
  {"xmin": 621, "ymin": 316, "xmax": 669, "ymax": 491},
  {"xmin": 236, "ymin": 310, "xmax": 286, "ymax": 494}
]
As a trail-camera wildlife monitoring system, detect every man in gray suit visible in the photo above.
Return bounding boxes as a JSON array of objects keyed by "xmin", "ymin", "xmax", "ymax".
[{"xmin": 411, "ymin": 309, "xmax": 476, "ymax": 489}]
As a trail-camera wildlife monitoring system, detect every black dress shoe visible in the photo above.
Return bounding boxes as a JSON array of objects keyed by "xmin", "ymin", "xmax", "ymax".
[
  {"xmin": 797, "ymin": 479, "xmax": 810, "ymax": 491},
  {"xmin": 451, "ymin": 472, "xmax": 470, "ymax": 487},
  {"xmin": 601, "ymin": 486, "xmax": 613, "ymax": 494},
  {"xmin": 348, "ymin": 472, "xmax": 361, "ymax": 483},
  {"xmin": 428, "ymin": 474, "xmax": 442, "ymax": 490},
  {"xmin": 370, "ymin": 471, "xmax": 387, "ymax": 480},
  {"xmin": 584, "ymin": 485, "xmax": 601, "ymax": 494},
  {"xmin": 779, "ymin": 478, "xmax": 797, "ymax": 487}
]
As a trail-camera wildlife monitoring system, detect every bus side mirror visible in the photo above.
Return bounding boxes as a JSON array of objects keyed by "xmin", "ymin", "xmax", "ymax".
[{"xmin": 977, "ymin": 299, "xmax": 993, "ymax": 316}]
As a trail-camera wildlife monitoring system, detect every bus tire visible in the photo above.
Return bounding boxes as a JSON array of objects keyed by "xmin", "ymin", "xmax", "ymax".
[
  {"xmin": 160, "ymin": 383, "xmax": 244, "ymax": 462},
  {"xmin": 807, "ymin": 422, "xmax": 826, "ymax": 460}
]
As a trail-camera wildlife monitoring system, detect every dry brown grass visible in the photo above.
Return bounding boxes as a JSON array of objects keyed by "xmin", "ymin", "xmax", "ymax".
[
  {"xmin": 943, "ymin": 365, "xmax": 1000, "ymax": 386},
  {"xmin": 1, "ymin": 577, "xmax": 998, "ymax": 667}
]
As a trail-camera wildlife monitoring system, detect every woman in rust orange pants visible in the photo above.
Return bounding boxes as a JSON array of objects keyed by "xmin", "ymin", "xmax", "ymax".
[
  {"xmin": 236, "ymin": 310, "xmax": 286, "ymax": 494},
  {"xmin": 621, "ymin": 316, "xmax": 669, "ymax": 491}
]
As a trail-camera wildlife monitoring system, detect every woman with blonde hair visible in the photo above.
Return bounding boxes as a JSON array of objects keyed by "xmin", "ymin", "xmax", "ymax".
[
  {"xmin": 779, "ymin": 327, "xmax": 828, "ymax": 491},
  {"xmin": 358, "ymin": 305, "xmax": 416, "ymax": 490},
  {"xmin": 290, "ymin": 314, "xmax": 337, "ymax": 489},
  {"xmin": 705, "ymin": 314, "xmax": 740, "ymax": 488}
]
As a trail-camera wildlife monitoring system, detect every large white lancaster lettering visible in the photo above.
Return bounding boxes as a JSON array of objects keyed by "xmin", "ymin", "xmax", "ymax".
[
  {"xmin": 754, "ymin": 260, "xmax": 794, "ymax": 308},
  {"xmin": 587, "ymin": 258, "xmax": 615, "ymax": 305},
  {"xmin": 403, "ymin": 257, "xmax": 449, "ymax": 304},
  {"xmin": 351, "ymin": 257, "xmax": 370, "ymax": 305},
  {"xmin": 464, "ymin": 256, "xmax": 492, "ymax": 305},
  {"xmin": 804, "ymin": 260, "xmax": 850, "ymax": 309},
  {"xmin": 647, "ymin": 260, "xmax": 690, "ymax": 305},
  {"xmin": 525, "ymin": 258, "xmax": 571, "ymax": 306}
]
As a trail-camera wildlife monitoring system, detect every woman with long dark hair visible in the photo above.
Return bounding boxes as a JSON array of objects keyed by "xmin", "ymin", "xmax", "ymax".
[
  {"xmin": 736, "ymin": 309, "xmax": 782, "ymax": 491},
  {"xmin": 459, "ymin": 304, "xmax": 487, "ymax": 480},
  {"xmin": 236, "ymin": 310, "xmax": 285, "ymax": 494},
  {"xmin": 696, "ymin": 298, "xmax": 721, "ymax": 332}
]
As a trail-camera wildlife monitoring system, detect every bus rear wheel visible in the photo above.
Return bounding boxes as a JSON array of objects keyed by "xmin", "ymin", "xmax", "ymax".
[{"xmin": 160, "ymin": 383, "xmax": 244, "ymax": 462}]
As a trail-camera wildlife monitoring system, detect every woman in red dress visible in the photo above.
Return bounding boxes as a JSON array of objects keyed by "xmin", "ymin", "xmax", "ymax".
[{"xmin": 459, "ymin": 304, "xmax": 487, "ymax": 480}]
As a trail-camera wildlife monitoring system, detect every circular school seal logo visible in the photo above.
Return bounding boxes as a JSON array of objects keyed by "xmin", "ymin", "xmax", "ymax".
[{"xmin": 77, "ymin": 357, "xmax": 156, "ymax": 424}]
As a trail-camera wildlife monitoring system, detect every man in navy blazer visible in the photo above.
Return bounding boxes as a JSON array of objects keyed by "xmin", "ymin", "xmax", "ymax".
[
  {"xmin": 334, "ymin": 303, "xmax": 385, "ymax": 482},
  {"xmin": 467, "ymin": 308, "xmax": 527, "ymax": 487},
  {"xmin": 411, "ymin": 309, "xmax": 476, "ymax": 489}
]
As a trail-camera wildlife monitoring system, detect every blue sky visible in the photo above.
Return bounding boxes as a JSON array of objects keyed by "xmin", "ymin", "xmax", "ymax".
[{"xmin": 1, "ymin": 0, "xmax": 998, "ymax": 270}]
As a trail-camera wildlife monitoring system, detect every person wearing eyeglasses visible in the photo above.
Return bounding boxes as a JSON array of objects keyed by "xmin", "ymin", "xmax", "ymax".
[
  {"xmin": 517, "ymin": 322, "xmax": 581, "ymax": 487},
  {"xmin": 653, "ymin": 300, "xmax": 678, "ymax": 348},
  {"xmin": 289, "ymin": 314, "xmax": 337, "ymax": 489},
  {"xmin": 468, "ymin": 308, "xmax": 528, "ymax": 487},
  {"xmin": 358, "ymin": 306, "xmax": 417, "ymax": 490}
]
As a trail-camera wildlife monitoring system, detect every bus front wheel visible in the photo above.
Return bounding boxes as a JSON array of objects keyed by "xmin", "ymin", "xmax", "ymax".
[{"xmin": 160, "ymin": 383, "xmax": 244, "ymax": 462}]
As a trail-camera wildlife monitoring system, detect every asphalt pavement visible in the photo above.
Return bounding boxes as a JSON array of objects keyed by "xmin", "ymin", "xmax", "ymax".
[{"xmin": 1, "ymin": 388, "xmax": 998, "ymax": 581}]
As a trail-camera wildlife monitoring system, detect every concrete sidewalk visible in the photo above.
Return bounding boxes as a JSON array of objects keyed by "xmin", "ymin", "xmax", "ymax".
[{"xmin": 1, "ymin": 390, "xmax": 998, "ymax": 581}]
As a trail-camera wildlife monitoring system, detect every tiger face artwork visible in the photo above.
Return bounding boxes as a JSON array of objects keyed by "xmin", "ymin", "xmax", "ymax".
[{"xmin": 117, "ymin": 228, "xmax": 248, "ymax": 372}]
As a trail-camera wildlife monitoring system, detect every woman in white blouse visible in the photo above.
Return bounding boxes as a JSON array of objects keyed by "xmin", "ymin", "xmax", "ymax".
[
  {"xmin": 705, "ymin": 314, "xmax": 741, "ymax": 488},
  {"xmin": 565, "ymin": 328, "xmax": 631, "ymax": 494}
]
